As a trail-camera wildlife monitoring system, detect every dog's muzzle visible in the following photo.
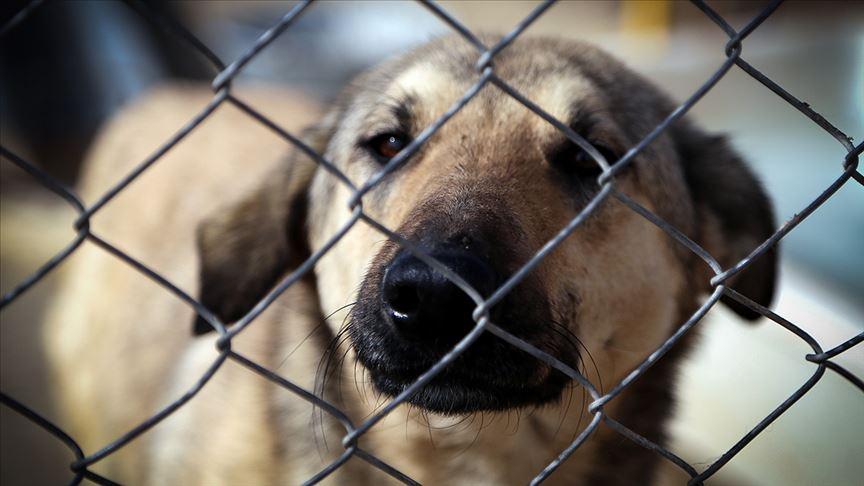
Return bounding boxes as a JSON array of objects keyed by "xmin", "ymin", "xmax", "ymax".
[{"xmin": 349, "ymin": 231, "xmax": 575, "ymax": 415}]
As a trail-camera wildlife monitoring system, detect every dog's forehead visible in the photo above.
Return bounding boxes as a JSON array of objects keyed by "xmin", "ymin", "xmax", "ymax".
[
  {"xmin": 392, "ymin": 61, "xmax": 597, "ymax": 125},
  {"xmin": 345, "ymin": 39, "xmax": 609, "ymax": 136}
]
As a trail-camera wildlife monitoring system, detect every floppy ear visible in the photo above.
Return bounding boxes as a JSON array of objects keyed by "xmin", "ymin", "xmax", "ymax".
[
  {"xmin": 674, "ymin": 125, "xmax": 778, "ymax": 320},
  {"xmin": 192, "ymin": 120, "xmax": 337, "ymax": 335}
]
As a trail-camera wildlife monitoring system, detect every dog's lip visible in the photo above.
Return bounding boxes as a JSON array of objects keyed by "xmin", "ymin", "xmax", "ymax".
[
  {"xmin": 366, "ymin": 354, "xmax": 553, "ymax": 385},
  {"xmin": 369, "ymin": 366, "xmax": 568, "ymax": 414},
  {"xmin": 363, "ymin": 349, "xmax": 565, "ymax": 398},
  {"xmin": 352, "ymin": 317, "xmax": 577, "ymax": 412}
]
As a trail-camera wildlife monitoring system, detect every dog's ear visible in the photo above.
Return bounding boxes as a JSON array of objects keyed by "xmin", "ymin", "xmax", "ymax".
[
  {"xmin": 192, "ymin": 119, "xmax": 337, "ymax": 335},
  {"xmin": 674, "ymin": 124, "xmax": 778, "ymax": 320}
]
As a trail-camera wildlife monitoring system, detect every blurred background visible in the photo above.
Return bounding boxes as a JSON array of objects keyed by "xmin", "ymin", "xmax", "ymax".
[{"xmin": 1, "ymin": 1, "xmax": 861, "ymax": 484}]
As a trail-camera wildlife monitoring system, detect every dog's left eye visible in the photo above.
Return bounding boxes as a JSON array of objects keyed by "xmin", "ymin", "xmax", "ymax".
[{"xmin": 365, "ymin": 132, "xmax": 410, "ymax": 163}]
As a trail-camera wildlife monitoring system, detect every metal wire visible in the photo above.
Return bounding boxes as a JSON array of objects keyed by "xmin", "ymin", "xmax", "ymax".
[{"xmin": 0, "ymin": 0, "xmax": 860, "ymax": 484}]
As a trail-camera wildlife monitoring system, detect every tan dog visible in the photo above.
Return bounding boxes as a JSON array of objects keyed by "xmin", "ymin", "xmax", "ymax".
[{"xmin": 46, "ymin": 36, "xmax": 776, "ymax": 485}]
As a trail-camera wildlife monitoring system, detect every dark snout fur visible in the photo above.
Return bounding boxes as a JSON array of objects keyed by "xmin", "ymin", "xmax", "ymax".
[{"xmin": 349, "ymin": 192, "xmax": 575, "ymax": 414}]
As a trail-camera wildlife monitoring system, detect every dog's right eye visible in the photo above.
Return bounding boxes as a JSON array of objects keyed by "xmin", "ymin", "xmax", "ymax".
[{"xmin": 364, "ymin": 132, "xmax": 411, "ymax": 164}]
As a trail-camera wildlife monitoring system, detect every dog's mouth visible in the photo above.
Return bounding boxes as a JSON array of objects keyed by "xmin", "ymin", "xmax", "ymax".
[
  {"xmin": 347, "ymin": 262, "xmax": 577, "ymax": 415},
  {"xmin": 361, "ymin": 350, "xmax": 572, "ymax": 414},
  {"xmin": 341, "ymin": 232, "xmax": 580, "ymax": 415}
]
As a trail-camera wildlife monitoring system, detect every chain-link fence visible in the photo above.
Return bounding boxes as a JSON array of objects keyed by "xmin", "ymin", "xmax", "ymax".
[{"xmin": 1, "ymin": 0, "xmax": 862, "ymax": 484}]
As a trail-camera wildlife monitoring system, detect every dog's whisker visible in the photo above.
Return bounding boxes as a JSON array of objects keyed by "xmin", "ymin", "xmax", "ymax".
[
  {"xmin": 569, "ymin": 331, "xmax": 604, "ymax": 395},
  {"xmin": 552, "ymin": 377, "xmax": 576, "ymax": 441},
  {"xmin": 539, "ymin": 320, "xmax": 597, "ymax": 441},
  {"xmin": 573, "ymin": 383, "xmax": 588, "ymax": 441},
  {"xmin": 278, "ymin": 299, "xmax": 356, "ymax": 373},
  {"xmin": 312, "ymin": 320, "xmax": 354, "ymax": 454},
  {"xmin": 325, "ymin": 301, "xmax": 359, "ymax": 321},
  {"xmin": 277, "ymin": 322, "xmax": 323, "ymax": 370},
  {"xmin": 423, "ymin": 410, "xmax": 438, "ymax": 451}
]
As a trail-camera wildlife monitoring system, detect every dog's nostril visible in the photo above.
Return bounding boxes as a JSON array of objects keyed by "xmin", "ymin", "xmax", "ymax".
[{"xmin": 387, "ymin": 284, "xmax": 420, "ymax": 318}]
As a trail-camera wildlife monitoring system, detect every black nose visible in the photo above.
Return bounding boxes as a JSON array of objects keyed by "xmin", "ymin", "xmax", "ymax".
[{"xmin": 381, "ymin": 248, "xmax": 497, "ymax": 344}]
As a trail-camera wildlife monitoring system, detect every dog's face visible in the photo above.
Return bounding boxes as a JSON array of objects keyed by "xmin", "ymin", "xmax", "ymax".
[{"xmin": 195, "ymin": 36, "xmax": 776, "ymax": 416}]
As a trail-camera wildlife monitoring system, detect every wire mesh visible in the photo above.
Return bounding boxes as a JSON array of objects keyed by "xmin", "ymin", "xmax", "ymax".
[{"xmin": 1, "ymin": 0, "xmax": 861, "ymax": 485}]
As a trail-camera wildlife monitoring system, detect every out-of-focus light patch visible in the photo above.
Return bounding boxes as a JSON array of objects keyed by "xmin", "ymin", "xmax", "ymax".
[
  {"xmin": 672, "ymin": 263, "xmax": 864, "ymax": 486},
  {"xmin": 853, "ymin": 32, "xmax": 864, "ymax": 132},
  {"xmin": 618, "ymin": 0, "xmax": 671, "ymax": 62},
  {"xmin": 196, "ymin": 1, "xmax": 447, "ymax": 98}
]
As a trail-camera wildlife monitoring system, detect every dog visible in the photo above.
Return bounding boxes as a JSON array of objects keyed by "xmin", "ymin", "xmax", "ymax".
[{"xmin": 45, "ymin": 35, "xmax": 776, "ymax": 485}]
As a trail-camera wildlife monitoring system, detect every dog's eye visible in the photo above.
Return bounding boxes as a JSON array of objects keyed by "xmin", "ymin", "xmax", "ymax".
[
  {"xmin": 548, "ymin": 141, "xmax": 614, "ymax": 183},
  {"xmin": 365, "ymin": 132, "xmax": 410, "ymax": 163}
]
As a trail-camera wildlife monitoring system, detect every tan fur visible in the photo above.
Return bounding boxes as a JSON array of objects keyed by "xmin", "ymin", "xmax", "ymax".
[{"xmin": 45, "ymin": 36, "xmax": 775, "ymax": 484}]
